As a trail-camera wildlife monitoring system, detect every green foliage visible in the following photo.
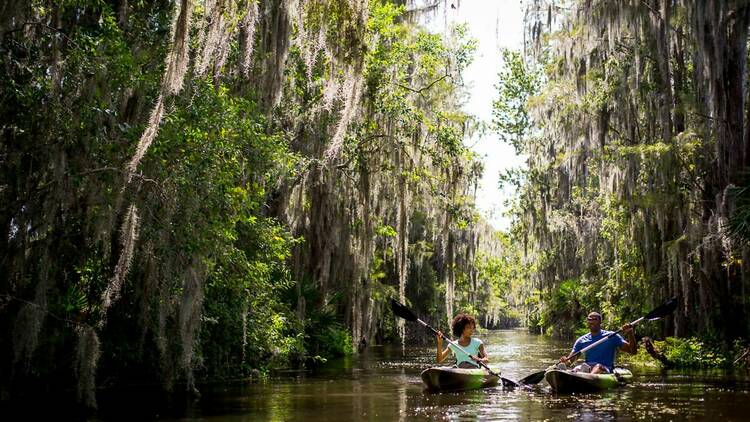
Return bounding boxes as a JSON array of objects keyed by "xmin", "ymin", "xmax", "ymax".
[
  {"xmin": 460, "ymin": 232, "xmax": 527, "ymax": 329},
  {"xmin": 143, "ymin": 76, "xmax": 309, "ymax": 376},
  {"xmin": 375, "ymin": 224, "xmax": 398, "ymax": 238},
  {"xmin": 314, "ymin": 326, "xmax": 355, "ymax": 361},
  {"xmin": 492, "ymin": 49, "xmax": 542, "ymax": 155},
  {"xmin": 661, "ymin": 337, "xmax": 728, "ymax": 368},
  {"xmin": 288, "ymin": 280, "xmax": 354, "ymax": 363},
  {"xmin": 621, "ymin": 337, "xmax": 730, "ymax": 369},
  {"xmin": 617, "ymin": 347, "xmax": 662, "ymax": 368},
  {"xmin": 537, "ymin": 278, "xmax": 590, "ymax": 337}
]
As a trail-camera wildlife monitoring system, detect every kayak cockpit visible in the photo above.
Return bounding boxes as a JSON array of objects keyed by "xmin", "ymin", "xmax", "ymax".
[
  {"xmin": 545, "ymin": 367, "xmax": 632, "ymax": 393},
  {"xmin": 421, "ymin": 366, "xmax": 500, "ymax": 391}
]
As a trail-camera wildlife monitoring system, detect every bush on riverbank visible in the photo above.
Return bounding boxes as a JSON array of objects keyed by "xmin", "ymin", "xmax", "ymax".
[{"xmin": 620, "ymin": 337, "xmax": 729, "ymax": 368}]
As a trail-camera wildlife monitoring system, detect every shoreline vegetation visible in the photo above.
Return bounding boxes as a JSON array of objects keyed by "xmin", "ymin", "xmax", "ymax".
[{"xmin": 621, "ymin": 336, "xmax": 750, "ymax": 370}]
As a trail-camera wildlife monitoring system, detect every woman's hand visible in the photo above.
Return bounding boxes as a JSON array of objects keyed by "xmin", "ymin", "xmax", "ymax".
[{"xmin": 471, "ymin": 355, "xmax": 488, "ymax": 364}]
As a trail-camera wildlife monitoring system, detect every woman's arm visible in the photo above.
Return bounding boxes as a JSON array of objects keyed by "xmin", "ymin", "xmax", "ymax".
[
  {"xmin": 436, "ymin": 332, "xmax": 452, "ymax": 363},
  {"xmin": 474, "ymin": 343, "xmax": 489, "ymax": 364}
]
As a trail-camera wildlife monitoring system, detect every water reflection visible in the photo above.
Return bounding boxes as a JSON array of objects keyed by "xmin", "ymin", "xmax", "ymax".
[{"xmin": 94, "ymin": 329, "xmax": 750, "ymax": 421}]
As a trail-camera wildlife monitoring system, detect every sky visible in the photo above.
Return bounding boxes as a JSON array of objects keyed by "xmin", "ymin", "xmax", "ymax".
[{"xmin": 418, "ymin": 1, "xmax": 526, "ymax": 231}]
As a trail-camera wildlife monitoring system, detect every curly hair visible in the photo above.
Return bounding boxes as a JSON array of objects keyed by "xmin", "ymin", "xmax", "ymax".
[{"xmin": 451, "ymin": 313, "xmax": 477, "ymax": 337}]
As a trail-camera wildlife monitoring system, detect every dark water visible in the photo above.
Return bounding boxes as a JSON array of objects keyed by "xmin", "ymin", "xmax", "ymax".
[{"xmin": 95, "ymin": 329, "xmax": 750, "ymax": 421}]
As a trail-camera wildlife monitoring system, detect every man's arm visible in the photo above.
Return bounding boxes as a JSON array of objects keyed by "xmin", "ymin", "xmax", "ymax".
[
  {"xmin": 619, "ymin": 323, "xmax": 637, "ymax": 355},
  {"xmin": 560, "ymin": 340, "xmax": 581, "ymax": 364},
  {"xmin": 560, "ymin": 351, "xmax": 579, "ymax": 364}
]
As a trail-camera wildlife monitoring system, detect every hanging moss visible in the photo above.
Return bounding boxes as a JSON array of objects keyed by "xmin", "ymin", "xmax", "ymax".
[
  {"xmin": 0, "ymin": 0, "xmax": 508, "ymax": 410},
  {"xmin": 505, "ymin": 0, "xmax": 750, "ymax": 340}
]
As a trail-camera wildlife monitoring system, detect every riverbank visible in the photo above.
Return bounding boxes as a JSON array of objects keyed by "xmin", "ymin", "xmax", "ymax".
[{"xmin": 619, "ymin": 336, "xmax": 748, "ymax": 369}]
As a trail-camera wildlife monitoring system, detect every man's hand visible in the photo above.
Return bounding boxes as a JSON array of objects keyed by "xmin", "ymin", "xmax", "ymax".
[
  {"xmin": 559, "ymin": 355, "xmax": 570, "ymax": 364},
  {"xmin": 620, "ymin": 323, "xmax": 638, "ymax": 354}
]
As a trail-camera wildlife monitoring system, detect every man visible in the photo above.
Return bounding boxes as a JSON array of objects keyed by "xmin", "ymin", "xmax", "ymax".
[{"xmin": 559, "ymin": 311, "xmax": 637, "ymax": 374}]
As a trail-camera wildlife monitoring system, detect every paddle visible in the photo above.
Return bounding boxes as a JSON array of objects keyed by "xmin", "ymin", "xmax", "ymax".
[
  {"xmin": 518, "ymin": 296, "xmax": 679, "ymax": 386},
  {"xmin": 390, "ymin": 298, "xmax": 523, "ymax": 389}
]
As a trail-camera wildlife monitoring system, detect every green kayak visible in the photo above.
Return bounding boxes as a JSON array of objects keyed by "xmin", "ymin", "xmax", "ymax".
[
  {"xmin": 421, "ymin": 366, "xmax": 500, "ymax": 391},
  {"xmin": 545, "ymin": 367, "xmax": 632, "ymax": 393}
]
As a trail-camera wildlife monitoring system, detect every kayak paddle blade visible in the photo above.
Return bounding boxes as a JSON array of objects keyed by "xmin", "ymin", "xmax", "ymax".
[
  {"xmin": 390, "ymin": 299, "xmax": 417, "ymax": 322},
  {"xmin": 644, "ymin": 296, "xmax": 678, "ymax": 321},
  {"xmin": 501, "ymin": 377, "xmax": 523, "ymax": 389},
  {"xmin": 518, "ymin": 370, "xmax": 546, "ymax": 386}
]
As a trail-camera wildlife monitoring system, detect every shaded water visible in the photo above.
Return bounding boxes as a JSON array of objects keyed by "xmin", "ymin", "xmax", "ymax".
[{"xmin": 97, "ymin": 329, "xmax": 750, "ymax": 421}]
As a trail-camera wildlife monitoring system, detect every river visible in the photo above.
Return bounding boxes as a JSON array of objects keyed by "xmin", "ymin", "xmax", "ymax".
[{"xmin": 92, "ymin": 329, "xmax": 750, "ymax": 421}]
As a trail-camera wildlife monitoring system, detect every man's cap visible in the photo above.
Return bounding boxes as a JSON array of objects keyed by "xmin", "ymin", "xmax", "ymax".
[{"xmin": 587, "ymin": 312, "xmax": 602, "ymax": 320}]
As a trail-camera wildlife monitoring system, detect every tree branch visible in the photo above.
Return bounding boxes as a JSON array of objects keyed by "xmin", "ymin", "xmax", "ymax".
[
  {"xmin": 395, "ymin": 74, "xmax": 453, "ymax": 96},
  {"xmin": 4, "ymin": 22, "xmax": 80, "ymax": 49}
]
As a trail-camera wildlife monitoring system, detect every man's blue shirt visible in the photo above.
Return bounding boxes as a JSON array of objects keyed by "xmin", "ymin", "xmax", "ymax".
[{"xmin": 572, "ymin": 330, "xmax": 627, "ymax": 370}]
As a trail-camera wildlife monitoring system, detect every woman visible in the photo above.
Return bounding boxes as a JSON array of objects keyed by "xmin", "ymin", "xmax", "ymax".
[{"xmin": 436, "ymin": 313, "xmax": 488, "ymax": 368}]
